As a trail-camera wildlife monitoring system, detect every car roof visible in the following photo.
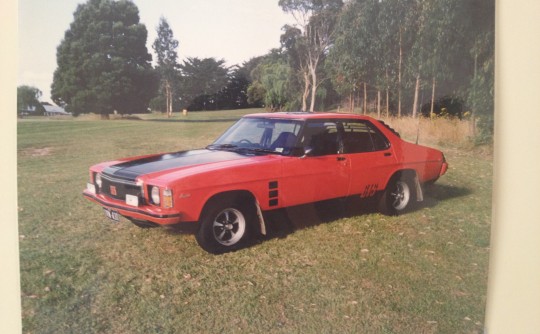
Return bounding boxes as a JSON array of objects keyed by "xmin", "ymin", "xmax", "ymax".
[{"xmin": 244, "ymin": 111, "xmax": 377, "ymax": 121}]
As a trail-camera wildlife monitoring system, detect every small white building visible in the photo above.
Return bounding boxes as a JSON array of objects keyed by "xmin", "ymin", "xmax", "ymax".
[{"xmin": 43, "ymin": 104, "xmax": 70, "ymax": 116}]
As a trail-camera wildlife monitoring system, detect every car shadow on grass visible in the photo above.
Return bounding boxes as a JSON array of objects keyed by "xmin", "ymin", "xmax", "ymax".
[
  {"xmin": 260, "ymin": 183, "xmax": 471, "ymax": 241},
  {"xmin": 421, "ymin": 183, "xmax": 472, "ymax": 208},
  {"xmin": 162, "ymin": 184, "xmax": 471, "ymax": 248}
]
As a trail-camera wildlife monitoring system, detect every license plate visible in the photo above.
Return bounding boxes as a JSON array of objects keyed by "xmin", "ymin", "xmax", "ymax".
[{"xmin": 103, "ymin": 208, "xmax": 120, "ymax": 222}]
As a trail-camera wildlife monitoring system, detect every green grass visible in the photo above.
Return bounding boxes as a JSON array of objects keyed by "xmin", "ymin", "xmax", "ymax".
[{"xmin": 18, "ymin": 109, "xmax": 491, "ymax": 333}]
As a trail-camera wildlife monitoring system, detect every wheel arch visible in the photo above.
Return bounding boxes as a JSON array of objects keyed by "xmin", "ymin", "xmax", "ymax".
[
  {"xmin": 200, "ymin": 190, "xmax": 267, "ymax": 235},
  {"xmin": 385, "ymin": 169, "xmax": 423, "ymax": 202}
]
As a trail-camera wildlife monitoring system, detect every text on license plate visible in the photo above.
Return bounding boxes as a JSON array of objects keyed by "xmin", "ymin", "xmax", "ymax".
[{"xmin": 103, "ymin": 208, "xmax": 120, "ymax": 222}]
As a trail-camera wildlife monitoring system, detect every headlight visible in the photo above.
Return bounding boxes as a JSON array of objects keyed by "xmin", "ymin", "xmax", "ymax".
[
  {"xmin": 151, "ymin": 186, "xmax": 160, "ymax": 205},
  {"xmin": 95, "ymin": 173, "xmax": 103, "ymax": 188}
]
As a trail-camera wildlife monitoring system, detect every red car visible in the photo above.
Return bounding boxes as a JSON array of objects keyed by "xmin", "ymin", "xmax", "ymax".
[{"xmin": 84, "ymin": 112, "xmax": 448, "ymax": 253}]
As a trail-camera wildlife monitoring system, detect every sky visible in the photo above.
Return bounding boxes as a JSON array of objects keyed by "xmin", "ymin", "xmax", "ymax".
[{"xmin": 18, "ymin": 0, "xmax": 295, "ymax": 103}]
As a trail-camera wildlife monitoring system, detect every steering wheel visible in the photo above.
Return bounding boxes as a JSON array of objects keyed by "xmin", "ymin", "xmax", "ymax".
[{"xmin": 237, "ymin": 139, "xmax": 253, "ymax": 145}]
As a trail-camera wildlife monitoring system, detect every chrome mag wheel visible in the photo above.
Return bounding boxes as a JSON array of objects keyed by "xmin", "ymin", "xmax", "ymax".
[
  {"xmin": 390, "ymin": 180, "xmax": 411, "ymax": 211},
  {"xmin": 212, "ymin": 208, "xmax": 246, "ymax": 246}
]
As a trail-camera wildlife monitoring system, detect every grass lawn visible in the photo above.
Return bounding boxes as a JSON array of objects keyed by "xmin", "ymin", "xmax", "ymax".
[{"xmin": 18, "ymin": 109, "xmax": 491, "ymax": 333}]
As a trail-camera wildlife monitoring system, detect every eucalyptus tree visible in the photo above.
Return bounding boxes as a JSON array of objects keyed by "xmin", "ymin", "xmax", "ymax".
[
  {"xmin": 152, "ymin": 17, "xmax": 180, "ymax": 117},
  {"xmin": 375, "ymin": 0, "xmax": 419, "ymax": 117},
  {"xmin": 279, "ymin": 0, "xmax": 343, "ymax": 112},
  {"xmin": 466, "ymin": 0, "xmax": 494, "ymax": 141},
  {"xmin": 327, "ymin": 0, "xmax": 382, "ymax": 114},
  {"xmin": 281, "ymin": 24, "xmax": 311, "ymax": 111},
  {"xmin": 407, "ymin": 0, "xmax": 468, "ymax": 118},
  {"xmin": 51, "ymin": 0, "xmax": 157, "ymax": 117}
]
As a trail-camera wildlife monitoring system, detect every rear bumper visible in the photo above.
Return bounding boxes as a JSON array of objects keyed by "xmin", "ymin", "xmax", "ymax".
[
  {"xmin": 440, "ymin": 162, "xmax": 449, "ymax": 176},
  {"xmin": 83, "ymin": 190, "xmax": 182, "ymax": 225}
]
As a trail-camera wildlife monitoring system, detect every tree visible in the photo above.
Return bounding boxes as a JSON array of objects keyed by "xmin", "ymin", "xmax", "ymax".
[
  {"xmin": 179, "ymin": 57, "xmax": 229, "ymax": 110},
  {"xmin": 326, "ymin": 0, "xmax": 384, "ymax": 113},
  {"xmin": 407, "ymin": 0, "xmax": 468, "ymax": 118},
  {"xmin": 51, "ymin": 0, "xmax": 157, "ymax": 118},
  {"xmin": 241, "ymin": 56, "xmax": 267, "ymax": 108},
  {"xmin": 466, "ymin": 0, "xmax": 495, "ymax": 142},
  {"xmin": 281, "ymin": 24, "xmax": 311, "ymax": 111},
  {"xmin": 376, "ymin": 0, "xmax": 418, "ymax": 117},
  {"xmin": 213, "ymin": 66, "xmax": 252, "ymax": 110},
  {"xmin": 152, "ymin": 17, "xmax": 180, "ymax": 117},
  {"xmin": 249, "ymin": 50, "xmax": 294, "ymax": 111},
  {"xmin": 246, "ymin": 82, "xmax": 266, "ymax": 107},
  {"xmin": 279, "ymin": 0, "xmax": 343, "ymax": 112},
  {"xmin": 17, "ymin": 85, "xmax": 43, "ymax": 115}
]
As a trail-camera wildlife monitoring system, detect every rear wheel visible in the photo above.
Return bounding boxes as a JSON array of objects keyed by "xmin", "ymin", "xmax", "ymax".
[
  {"xmin": 196, "ymin": 199, "xmax": 254, "ymax": 254},
  {"xmin": 378, "ymin": 176, "xmax": 415, "ymax": 215}
]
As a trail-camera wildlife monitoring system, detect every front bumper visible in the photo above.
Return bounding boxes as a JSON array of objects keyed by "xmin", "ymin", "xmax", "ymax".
[{"xmin": 83, "ymin": 190, "xmax": 182, "ymax": 225}]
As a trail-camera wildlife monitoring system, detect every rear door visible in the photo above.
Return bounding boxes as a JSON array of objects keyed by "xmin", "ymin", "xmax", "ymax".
[{"xmin": 340, "ymin": 119, "xmax": 396, "ymax": 198}]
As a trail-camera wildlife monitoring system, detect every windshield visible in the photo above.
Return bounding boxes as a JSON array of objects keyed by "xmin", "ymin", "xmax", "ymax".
[{"xmin": 209, "ymin": 117, "xmax": 303, "ymax": 155}]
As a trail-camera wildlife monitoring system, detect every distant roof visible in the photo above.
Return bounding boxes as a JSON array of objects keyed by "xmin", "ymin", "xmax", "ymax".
[{"xmin": 43, "ymin": 104, "xmax": 69, "ymax": 115}]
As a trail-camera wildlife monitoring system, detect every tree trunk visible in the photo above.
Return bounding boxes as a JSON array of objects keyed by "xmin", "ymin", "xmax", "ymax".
[
  {"xmin": 168, "ymin": 83, "xmax": 173, "ymax": 117},
  {"xmin": 302, "ymin": 71, "xmax": 310, "ymax": 112},
  {"xmin": 377, "ymin": 90, "xmax": 381, "ymax": 118},
  {"xmin": 398, "ymin": 27, "xmax": 403, "ymax": 117},
  {"xmin": 363, "ymin": 82, "xmax": 367, "ymax": 115},
  {"xmin": 165, "ymin": 80, "xmax": 171, "ymax": 118},
  {"xmin": 412, "ymin": 75, "xmax": 420, "ymax": 118},
  {"xmin": 309, "ymin": 67, "xmax": 317, "ymax": 112},
  {"xmin": 386, "ymin": 88, "xmax": 389, "ymax": 118},
  {"xmin": 470, "ymin": 52, "xmax": 478, "ymax": 137},
  {"xmin": 430, "ymin": 77, "xmax": 436, "ymax": 119},
  {"xmin": 385, "ymin": 69, "xmax": 390, "ymax": 118}
]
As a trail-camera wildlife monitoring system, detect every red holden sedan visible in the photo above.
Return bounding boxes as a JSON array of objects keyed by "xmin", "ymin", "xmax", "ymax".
[{"xmin": 83, "ymin": 112, "xmax": 448, "ymax": 253}]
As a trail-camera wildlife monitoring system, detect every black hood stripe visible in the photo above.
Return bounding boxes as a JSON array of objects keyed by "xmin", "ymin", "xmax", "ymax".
[{"xmin": 103, "ymin": 149, "xmax": 250, "ymax": 181}]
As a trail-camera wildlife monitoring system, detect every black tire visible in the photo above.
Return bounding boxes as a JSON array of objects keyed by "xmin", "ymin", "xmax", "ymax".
[
  {"xmin": 195, "ymin": 198, "xmax": 255, "ymax": 254},
  {"xmin": 378, "ymin": 175, "xmax": 416, "ymax": 216}
]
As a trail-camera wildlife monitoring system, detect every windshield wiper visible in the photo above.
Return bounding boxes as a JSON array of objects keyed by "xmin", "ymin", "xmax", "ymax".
[
  {"xmin": 207, "ymin": 144, "xmax": 281, "ymax": 155},
  {"xmin": 237, "ymin": 147, "xmax": 282, "ymax": 155},
  {"xmin": 206, "ymin": 144, "xmax": 238, "ymax": 150}
]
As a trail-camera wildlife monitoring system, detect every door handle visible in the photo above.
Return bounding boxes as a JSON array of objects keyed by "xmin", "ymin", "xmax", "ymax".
[
  {"xmin": 337, "ymin": 156, "xmax": 346, "ymax": 161},
  {"xmin": 384, "ymin": 152, "xmax": 392, "ymax": 157}
]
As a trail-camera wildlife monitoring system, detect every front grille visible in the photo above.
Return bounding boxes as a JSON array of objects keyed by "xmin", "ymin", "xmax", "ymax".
[{"xmin": 99, "ymin": 174, "xmax": 144, "ymax": 204}]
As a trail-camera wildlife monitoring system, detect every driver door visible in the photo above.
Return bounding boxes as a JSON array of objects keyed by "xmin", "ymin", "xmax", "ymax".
[{"xmin": 280, "ymin": 120, "xmax": 351, "ymax": 206}]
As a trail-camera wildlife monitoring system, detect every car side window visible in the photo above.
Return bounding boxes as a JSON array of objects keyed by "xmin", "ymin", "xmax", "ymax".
[
  {"xmin": 300, "ymin": 121, "xmax": 340, "ymax": 156},
  {"xmin": 341, "ymin": 120, "xmax": 390, "ymax": 153}
]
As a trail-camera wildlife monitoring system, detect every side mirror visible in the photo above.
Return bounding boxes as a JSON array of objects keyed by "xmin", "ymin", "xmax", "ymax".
[
  {"xmin": 290, "ymin": 146, "xmax": 313, "ymax": 158},
  {"xmin": 300, "ymin": 146, "xmax": 314, "ymax": 158}
]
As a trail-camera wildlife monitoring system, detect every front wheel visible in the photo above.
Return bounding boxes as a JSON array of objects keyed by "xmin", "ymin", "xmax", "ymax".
[
  {"xmin": 378, "ymin": 177, "xmax": 415, "ymax": 216},
  {"xmin": 195, "ymin": 200, "xmax": 254, "ymax": 254}
]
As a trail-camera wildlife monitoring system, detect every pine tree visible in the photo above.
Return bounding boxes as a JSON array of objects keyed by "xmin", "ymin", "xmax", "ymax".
[
  {"xmin": 152, "ymin": 17, "xmax": 180, "ymax": 117},
  {"xmin": 51, "ymin": 0, "xmax": 157, "ymax": 117}
]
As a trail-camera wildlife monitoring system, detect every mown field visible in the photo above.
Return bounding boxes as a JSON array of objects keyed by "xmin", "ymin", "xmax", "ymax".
[{"xmin": 18, "ymin": 109, "xmax": 492, "ymax": 333}]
